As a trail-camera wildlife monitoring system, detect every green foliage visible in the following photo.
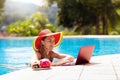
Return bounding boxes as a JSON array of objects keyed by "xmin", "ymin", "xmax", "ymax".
[
  {"xmin": 48, "ymin": 0, "xmax": 120, "ymax": 35},
  {"xmin": 5, "ymin": 0, "xmax": 120, "ymax": 36},
  {"xmin": 109, "ymin": 31, "xmax": 119, "ymax": 35},
  {"xmin": 45, "ymin": 24, "xmax": 56, "ymax": 32},
  {"xmin": 6, "ymin": 12, "xmax": 54, "ymax": 36}
]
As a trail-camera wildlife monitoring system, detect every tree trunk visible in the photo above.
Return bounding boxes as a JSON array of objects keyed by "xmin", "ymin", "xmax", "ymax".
[
  {"xmin": 102, "ymin": 15, "xmax": 108, "ymax": 35},
  {"xmin": 95, "ymin": 16, "xmax": 100, "ymax": 35}
]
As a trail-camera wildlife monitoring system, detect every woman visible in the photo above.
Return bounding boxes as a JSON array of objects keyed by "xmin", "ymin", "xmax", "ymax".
[{"xmin": 30, "ymin": 29, "xmax": 74, "ymax": 68}]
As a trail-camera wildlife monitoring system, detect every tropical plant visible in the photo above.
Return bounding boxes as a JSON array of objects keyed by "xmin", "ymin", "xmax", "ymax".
[
  {"xmin": 6, "ymin": 12, "xmax": 54, "ymax": 36},
  {"xmin": 48, "ymin": 0, "xmax": 120, "ymax": 35}
]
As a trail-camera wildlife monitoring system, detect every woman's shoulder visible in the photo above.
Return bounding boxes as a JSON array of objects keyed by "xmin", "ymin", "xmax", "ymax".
[
  {"xmin": 50, "ymin": 51, "xmax": 60, "ymax": 54},
  {"xmin": 50, "ymin": 51, "xmax": 55, "ymax": 54},
  {"xmin": 49, "ymin": 51, "xmax": 59, "ymax": 57}
]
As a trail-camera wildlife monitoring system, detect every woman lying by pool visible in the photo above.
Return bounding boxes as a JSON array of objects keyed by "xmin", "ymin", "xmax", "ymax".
[{"xmin": 30, "ymin": 29, "xmax": 74, "ymax": 69}]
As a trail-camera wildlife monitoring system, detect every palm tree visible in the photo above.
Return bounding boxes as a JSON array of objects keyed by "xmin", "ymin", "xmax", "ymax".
[{"xmin": 94, "ymin": 0, "xmax": 120, "ymax": 34}]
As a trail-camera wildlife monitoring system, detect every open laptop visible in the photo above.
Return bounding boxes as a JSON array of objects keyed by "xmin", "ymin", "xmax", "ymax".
[
  {"xmin": 61, "ymin": 45, "xmax": 95, "ymax": 66},
  {"xmin": 75, "ymin": 45, "xmax": 94, "ymax": 65}
]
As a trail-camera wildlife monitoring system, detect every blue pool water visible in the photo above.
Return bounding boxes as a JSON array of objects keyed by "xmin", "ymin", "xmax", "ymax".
[{"xmin": 0, "ymin": 37, "xmax": 120, "ymax": 75}]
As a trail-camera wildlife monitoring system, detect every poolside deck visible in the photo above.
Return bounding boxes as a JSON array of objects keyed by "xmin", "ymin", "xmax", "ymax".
[{"xmin": 0, "ymin": 54, "xmax": 120, "ymax": 80}]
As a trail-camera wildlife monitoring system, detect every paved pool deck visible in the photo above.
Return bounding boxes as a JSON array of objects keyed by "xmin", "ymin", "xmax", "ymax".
[{"xmin": 0, "ymin": 54, "xmax": 120, "ymax": 80}]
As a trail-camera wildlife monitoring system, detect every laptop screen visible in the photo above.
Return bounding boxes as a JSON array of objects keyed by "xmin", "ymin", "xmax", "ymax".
[{"xmin": 75, "ymin": 45, "xmax": 94, "ymax": 65}]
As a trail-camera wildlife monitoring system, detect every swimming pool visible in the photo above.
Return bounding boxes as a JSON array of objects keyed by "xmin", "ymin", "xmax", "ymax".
[{"xmin": 0, "ymin": 36, "xmax": 120, "ymax": 75}]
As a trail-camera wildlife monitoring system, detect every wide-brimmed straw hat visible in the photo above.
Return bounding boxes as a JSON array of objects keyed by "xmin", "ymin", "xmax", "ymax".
[{"xmin": 33, "ymin": 29, "xmax": 63, "ymax": 51}]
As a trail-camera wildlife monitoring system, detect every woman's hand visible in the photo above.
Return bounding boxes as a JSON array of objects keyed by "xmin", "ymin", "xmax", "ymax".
[
  {"xmin": 51, "ymin": 56, "xmax": 74, "ymax": 66},
  {"xmin": 31, "ymin": 61, "xmax": 40, "ymax": 69}
]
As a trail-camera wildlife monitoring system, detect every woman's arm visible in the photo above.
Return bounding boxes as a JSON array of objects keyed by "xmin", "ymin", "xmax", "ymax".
[
  {"xmin": 51, "ymin": 51, "xmax": 74, "ymax": 66},
  {"xmin": 30, "ymin": 52, "xmax": 41, "ymax": 68}
]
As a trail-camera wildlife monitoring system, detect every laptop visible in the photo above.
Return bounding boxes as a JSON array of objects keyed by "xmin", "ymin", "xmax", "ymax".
[
  {"xmin": 75, "ymin": 45, "xmax": 94, "ymax": 65},
  {"xmin": 61, "ymin": 45, "xmax": 95, "ymax": 66}
]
